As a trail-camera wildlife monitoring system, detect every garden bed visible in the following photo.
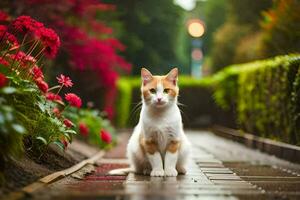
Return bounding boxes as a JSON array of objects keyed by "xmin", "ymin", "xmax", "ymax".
[
  {"xmin": 0, "ymin": 12, "xmax": 116, "ymax": 193},
  {"xmin": 0, "ymin": 139, "xmax": 98, "ymax": 196}
]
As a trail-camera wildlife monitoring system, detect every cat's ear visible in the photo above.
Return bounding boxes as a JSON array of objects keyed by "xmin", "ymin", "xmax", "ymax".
[
  {"xmin": 141, "ymin": 68, "xmax": 153, "ymax": 86},
  {"xmin": 166, "ymin": 68, "xmax": 178, "ymax": 85}
]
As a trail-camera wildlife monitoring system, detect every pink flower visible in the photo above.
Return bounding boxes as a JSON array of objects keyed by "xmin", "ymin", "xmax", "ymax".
[
  {"xmin": 65, "ymin": 93, "xmax": 82, "ymax": 108},
  {"xmin": 0, "ymin": 57, "xmax": 9, "ymax": 66},
  {"xmin": 31, "ymin": 66, "xmax": 44, "ymax": 80},
  {"xmin": 79, "ymin": 122, "xmax": 89, "ymax": 137},
  {"xmin": 61, "ymin": 139, "xmax": 68, "ymax": 149},
  {"xmin": 10, "ymin": 51, "xmax": 36, "ymax": 68},
  {"xmin": 39, "ymin": 27, "xmax": 61, "ymax": 58},
  {"xmin": 106, "ymin": 38, "xmax": 126, "ymax": 51},
  {"xmin": 46, "ymin": 92, "xmax": 62, "ymax": 101},
  {"xmin": 100, "ymin": 129, "xmax": 112, "ymax": 144},
  {"xmin": 53, "ymin": 107, "xmax": 61, "ymax": 117},
  {"xmin": 35, "ymin": 78, "xmax": 48, "ymax": 93},
  {"xmin": 0, "ymin": 25, "xmax": 19, "ymax": 48},
  {"xmin": 12, "ymin": 16, "xmax": 60, "ymax": 59},
  {"xmin": 0, "ymin": 73, "xmax": 7, "ymax": 88},
  {"xmin": 57, "ymin": 74, "xmax": 73, "ymax": 87},
  {"xmin": 12, "ymin": 15, "xmax": 44, "ymax": 34},
  {"xmin": 104, "ymin": 105, "xmax": 114, "ymax": 120},
  {"xmin": 0, "ymin": 11, "xmax": 9, "ymax": 22},
  {"xmin": 63, "ymin": 119, "xmax": 74, "ymax": 128}
]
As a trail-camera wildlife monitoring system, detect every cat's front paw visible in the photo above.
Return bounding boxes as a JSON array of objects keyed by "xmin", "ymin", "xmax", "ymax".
[
  {"xmin": 165, "ymin": 168, "xmax": 178, "ymax": 176},
  {"xmin": 150, "ymin": 168, "xmax": 165, "ymax": 177}
]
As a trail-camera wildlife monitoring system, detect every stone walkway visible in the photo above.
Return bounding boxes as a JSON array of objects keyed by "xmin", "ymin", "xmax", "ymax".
[{"xmin": 29, "ymin": 131, "xmax": 300, "ymax": 200}]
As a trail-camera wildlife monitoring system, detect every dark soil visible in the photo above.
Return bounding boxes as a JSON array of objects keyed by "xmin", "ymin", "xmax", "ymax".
[{"xmin": 0, "ymin": 140, "xmax": 91, "ymax": 196}]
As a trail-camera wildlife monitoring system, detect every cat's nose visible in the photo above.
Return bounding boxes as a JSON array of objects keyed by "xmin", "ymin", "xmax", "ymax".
[{"xmin": 157, "ymin": 98, "xmax": 162, "ymax": 102}]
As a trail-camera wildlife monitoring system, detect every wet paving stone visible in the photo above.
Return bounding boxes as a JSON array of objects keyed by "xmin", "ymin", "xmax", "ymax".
[{"xmin": 27, "ymin": 131, "xmax": 300, "ymax": 200}]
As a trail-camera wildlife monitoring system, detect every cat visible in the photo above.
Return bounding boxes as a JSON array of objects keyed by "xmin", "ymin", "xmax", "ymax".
[{"xmin": 109, "ymin": 68, "xmax": 190, "ymax": 177}]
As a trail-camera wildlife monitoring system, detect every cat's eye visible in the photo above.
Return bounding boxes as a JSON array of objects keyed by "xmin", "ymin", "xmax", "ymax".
[
  {"xmin": 163, "ymin": 88, "xmax": 170, "ymax": 93},
  {"xmin": 149, "ymin": 88, "xmax": 156, "ymax": 94}
]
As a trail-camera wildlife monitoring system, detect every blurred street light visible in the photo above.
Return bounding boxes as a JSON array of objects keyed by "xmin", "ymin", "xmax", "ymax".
[
  {"xmin": 187, "ymin": 19, "xmax": 205, "ymax": 78},
  {"xmin": 187, "ymin": 19, "xmax": 205, "ymax": 38}
]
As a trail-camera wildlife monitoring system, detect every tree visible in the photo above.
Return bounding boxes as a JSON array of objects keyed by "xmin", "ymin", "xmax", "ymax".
[
  {"xmin": 209, "ymin": 0, "xmax": 272, "ymax": 72},
  {"xmin": 259, "ymin": 0, "xmax": 300, "ymax": 57},
  {"xmin": 108, "ymin": 0, "xmax": 187, "ymax": 75}
]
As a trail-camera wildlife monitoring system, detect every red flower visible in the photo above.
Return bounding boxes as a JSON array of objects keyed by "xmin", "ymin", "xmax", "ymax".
[
  {"xmin": 61, "ymin": 139, "xmax": 68, "ymax": 149},
  {"xmin": 100, "ymin": 129, "xmax": 112, "ymax": 144},
  {"xmin": 65, "ymin": 93, "xmax": 82, "ymax": 108},
  {"xmin": 0, "ymin": 11, "xmax": 9, "ymax": 22},
  {"xmin": 0, "ymin": 57, "xmax": 9, "ymax": 66},
  {"xmin": 79, "ymin": 122, "xmax": 89, "ymax": 137},
  {"xmin": 35, "ymin": 78, "xmax": 48, "ymax": 93},
  {"xmin": 31, "ymin": 66, "xmax": 44, "ymax": 80},
  {"xmin": 57, "ymin": 74, "xmax": 73, "ymax": 87},
  {"xmin": 0, "ymin": 73, "xmax": 7, "ymax": 88},
  {"xmin": 12, "ymin": 15, "xmax": 44, "ymax": 34},
  {"xmin": 63, "ymin": 119, "xmax": 74, "ymax": 128},
  {"xmin": 104, "ymin": 105, "xmax": 114, "ymax": 120},
  {"xmin": 46, "ymin": 92, "xmax": 62, "ymax": 101},
  {"xmin": 0, "ymin": 25, "xmax": 19, "ymax": 48},
  {"xmin": 53, "ymin": 107, "xmax": 61, "ymax": 117},
  {"xmin": 12, "ymin": 16, "xmax": 60, "ymax": 59},
  {"xmin": 106, "ymin": 38, "xmax": 126, "ymax": 51},
  {"xmin": 10, "ymin": 51, "xmax": 36, "ymax": 68},
  {"xmin": 39, "ymin": 27, "xmax": 61, "ymax": 58}
]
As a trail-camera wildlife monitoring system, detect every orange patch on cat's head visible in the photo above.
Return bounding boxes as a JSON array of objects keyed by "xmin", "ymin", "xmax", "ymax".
[
  {"xmin": 140, "ymin": 68, "xmax": 179, "ymax": 100},
  {"xmin": 162, "ymin": 76, "xmax": 179, "ymax": 97}
]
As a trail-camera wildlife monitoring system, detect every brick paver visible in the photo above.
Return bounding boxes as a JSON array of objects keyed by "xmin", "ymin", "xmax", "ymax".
[{"xmin": 29, "ymin": 130, "xmax": 300, "ymax": 200}]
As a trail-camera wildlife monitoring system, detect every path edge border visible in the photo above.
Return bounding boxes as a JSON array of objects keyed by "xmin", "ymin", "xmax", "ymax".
[{"xmin": 211, "ymin": 125, "xmax": 300, "ymax": 164}]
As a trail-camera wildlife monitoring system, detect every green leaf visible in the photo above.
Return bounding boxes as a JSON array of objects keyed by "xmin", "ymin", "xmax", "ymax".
[
  {"xmin": 2, "ymin": 87, "xmax": 17, "ymax": 94},
  {"xmin": 36, "ymin": 136, "xmax": 48, "ymax": 145},
  {"xmin": 63, "ymin": 132, "xmax": 71, "ymax": 140},
  {"xmin": 65, "ymin": 129, "xmax": 77, "ymax": 135},
  {"xmin": 22, "ymin": 88, "xmax": 37, "ymax": 93},
  {"xmin": 12, "ymin": 124, "xmax": 26, "ymax": 134},
  {"xmin": 37, "ymin": 102, "xmax": 46, "ymax": 113}
]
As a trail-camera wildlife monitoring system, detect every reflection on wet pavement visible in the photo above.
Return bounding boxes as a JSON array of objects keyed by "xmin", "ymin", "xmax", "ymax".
[{"xmin": 29, "ymin": 131, "xmax": 300, "ymax": 200}]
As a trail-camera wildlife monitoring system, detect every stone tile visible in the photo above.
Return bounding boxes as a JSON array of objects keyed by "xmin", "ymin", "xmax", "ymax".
[
  {"xmin": 204, "ymin": 171, "xmax": 234, "ymax": 174},
  {"xmin": 207, "ymin": 175, "xmax": 241, "ymax": 181},
  {"xmin": 28, "ymin": 130, "xmax": 300, "ymax": 199}
]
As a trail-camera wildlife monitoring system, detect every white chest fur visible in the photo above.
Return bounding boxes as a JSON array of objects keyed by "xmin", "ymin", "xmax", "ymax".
[{"xmin": 140, "ymin": 104, "xmax": 182, "ymax": 153}]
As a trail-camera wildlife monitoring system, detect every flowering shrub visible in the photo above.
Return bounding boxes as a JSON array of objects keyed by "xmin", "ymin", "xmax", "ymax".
[
  {"xmin": 0, "ymin": 12, "xmax": 115, "ymax": 166},
  {"xmin": 0, "ymin": 14, "xmax": 76, "ymax": 158},
  {"xmin": 64, "ymin": 107, "xmax": 115, "ymax": 149},
  {"xmin": 8, "ymin": 0, "xmax": 132, "ymax": 119}
]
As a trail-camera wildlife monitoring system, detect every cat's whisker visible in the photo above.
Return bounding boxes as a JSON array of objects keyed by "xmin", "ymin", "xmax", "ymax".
[
  {"xmin": 177, "ymin": 101, "xmax": 186, "ymax": 107},
  {"xmin": 129, "ymin": 101, "xmax": 143, "ymax": 124}
]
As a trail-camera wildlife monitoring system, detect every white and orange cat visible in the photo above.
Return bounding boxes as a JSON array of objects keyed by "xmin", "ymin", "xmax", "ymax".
[{"xmin": 110, "ymin": 68, "xmax": 190, "ymax": 177}]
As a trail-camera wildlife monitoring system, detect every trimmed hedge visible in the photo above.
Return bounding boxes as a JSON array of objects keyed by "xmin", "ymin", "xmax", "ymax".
[
  {"xmin": 214, "ymin": 54, "xmax": 300, "ymax": 145},
  {"xmin": 115, "ymin": 76, "xmax": 217, "ymax": 128}
]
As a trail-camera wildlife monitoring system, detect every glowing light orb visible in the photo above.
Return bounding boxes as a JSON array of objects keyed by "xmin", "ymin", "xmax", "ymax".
[{"xmin": 187, "ymin": 20, "xmax": 205, "ymax": 38}]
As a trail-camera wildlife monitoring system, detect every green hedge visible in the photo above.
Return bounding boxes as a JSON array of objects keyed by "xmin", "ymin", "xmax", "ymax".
[
  {"xmin": 115, "ymin": 76, "xmax": 214, "ymax": 127},
  {"xmin": 115, "ymin": 54, "xmax": 300, "ymax": 145},
  {"xmin": 214, "ymin": 54, "xmax": 300, "ymax": 145}
]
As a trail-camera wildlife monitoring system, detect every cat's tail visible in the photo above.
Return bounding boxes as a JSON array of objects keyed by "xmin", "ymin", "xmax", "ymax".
[{"xmin": 108, "ymin": 167, "xmax": 134, "ymax": 175}]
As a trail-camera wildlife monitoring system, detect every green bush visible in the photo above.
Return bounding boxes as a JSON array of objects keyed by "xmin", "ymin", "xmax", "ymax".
[
  {"xmin": 64, "ymin": 107, "xmax": 116, "ymax": 149},
  {"xmin": 259, "ymin": 0, "xmax": 300, "ymax": 57},
  {"xmin": 0, "ymin": 76, "xmax": 76, "ymax": 156},
  {"xmin": 213, "ymin": 54, "xmax": 300, "ymax": 145},
  {"xmin": 115, "ymin": 76, "xmax": 214, "ymax": 127}
]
